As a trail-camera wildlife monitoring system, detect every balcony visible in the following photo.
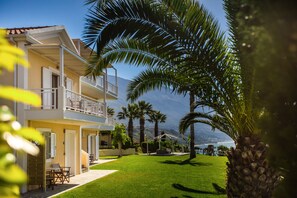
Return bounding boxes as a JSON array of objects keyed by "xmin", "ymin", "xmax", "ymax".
[
  {"xmin": 25, "ymin": 87, "xmax": 107, "ymax": 125},
  {"xmin": 81, "ymin": 75, "xmax": 118, "ymax": 100}
]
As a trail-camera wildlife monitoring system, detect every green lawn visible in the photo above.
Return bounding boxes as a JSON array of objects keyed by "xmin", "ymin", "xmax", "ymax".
[{"xmin": 56, "ymin": 155, "xmax": 227, "ymax": 198}]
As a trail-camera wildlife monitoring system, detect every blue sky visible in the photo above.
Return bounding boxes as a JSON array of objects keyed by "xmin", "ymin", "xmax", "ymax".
[{"xmin": 0, "ymin": 0, "xmax": 227, "ymax": 80}]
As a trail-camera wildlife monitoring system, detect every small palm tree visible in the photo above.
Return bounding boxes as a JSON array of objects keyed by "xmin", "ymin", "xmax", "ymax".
[
  {"xmin": 107, "ymin": 106, "xmax": 115, "ymax": 117},
  {"xmin": 117, "ymin": 103, "xmax": 138, "ymax": 143},
  {"xmin": 111, "ymin": 123, "xmax": 129, "ymax": 157},
  {"xmin": 147, "ymin": 110, "xmax": 166, "ymax": 140},
  {"xmin": 135, "ymin": 101, "xmax": 152, "ymax": 144}
]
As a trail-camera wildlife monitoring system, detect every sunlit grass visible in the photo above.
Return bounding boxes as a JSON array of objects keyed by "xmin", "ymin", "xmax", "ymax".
[
  {"xmin": 99, "ymin": 155, "xmax": 120, "ymax": 159},
  {"xmin": 56, "ymin": 155, "xmax": 227, "ymax": 198}
]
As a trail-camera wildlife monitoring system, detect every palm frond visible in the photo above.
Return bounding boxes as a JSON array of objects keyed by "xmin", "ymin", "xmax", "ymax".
[
  {"xmin": 127, "ymin": 68, "xmax": 184, "ymax": 101},
  {"xmin": 179, "ymin": 112, "xmax": 236, "ymax": 139}
]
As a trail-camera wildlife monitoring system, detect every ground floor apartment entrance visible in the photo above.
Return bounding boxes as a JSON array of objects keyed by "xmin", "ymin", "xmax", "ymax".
[{"xmin": 65, "ymin": 129, "xmax": 76, "ymax": 176}]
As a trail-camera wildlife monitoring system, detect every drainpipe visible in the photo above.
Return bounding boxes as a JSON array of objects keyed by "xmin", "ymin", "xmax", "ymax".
[{"xmin": 9, "ymin": 35, "xmax": 17, "ymax": 116}]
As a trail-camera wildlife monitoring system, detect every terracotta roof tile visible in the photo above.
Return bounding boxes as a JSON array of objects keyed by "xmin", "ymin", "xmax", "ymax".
[{"xmin": 5, "ymin": 26, "xmax": 55, "ymax": 35}]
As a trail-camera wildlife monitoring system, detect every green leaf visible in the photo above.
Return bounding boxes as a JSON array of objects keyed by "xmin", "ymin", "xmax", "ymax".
[
  {"xmin": 0, "ymin": 106, "xmax": 15, "ymax": 122},
  {"xmin": 0, "ymin": 184, "xmax": 20, "ymax": 198},
  {"xmin": 15, "ymin": 127, "xmax": 44, "ymax": 145},
  {"xmin": 0, "ymin": 86, "xmax": 41, "ymax": 107},
  {"xmin": 0, "ymin": 164, "xmax": 27, "ymax": 184}
]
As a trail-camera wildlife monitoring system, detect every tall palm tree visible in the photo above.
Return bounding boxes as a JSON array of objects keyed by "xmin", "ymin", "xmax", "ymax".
[
  {"xmin": 117, "ymin": 103, "xmax": 138, "ymax": 143},
  {"xmin": 83, "ymin": 0, "xmax": 279, "ymax": 196},
  {"xmin": 147, "ymin": 110, "xmax": 166, "ymax": 140},
  {"xmin": 127, "ymin": 68, "xmax": 204, "ymax": 158},
  {"xmin": 177, "ymin": 1, "xmax": 281, "ymax": 196},
  {"xmin": 135, "ymin": 100, "xmax": 152, "ymax": 144}
]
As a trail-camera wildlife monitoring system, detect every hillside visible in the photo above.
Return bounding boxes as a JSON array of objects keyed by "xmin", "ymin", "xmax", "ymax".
[{"xmin": 107, "ymin": 76, "xmax": 232, "ymax": 144}]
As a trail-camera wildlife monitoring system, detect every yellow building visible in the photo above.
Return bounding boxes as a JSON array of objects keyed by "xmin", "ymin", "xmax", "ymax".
[{"xmin": 2, "ymin": 26, "xmax": 118, "ymax": 192}]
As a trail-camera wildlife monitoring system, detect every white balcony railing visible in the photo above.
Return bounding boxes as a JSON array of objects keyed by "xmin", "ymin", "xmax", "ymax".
[
  {"xmin": 107, "ymin": 117, "xmax": 116, "ymax": 125},
  {"xmin": 27, "ymin": 88, "xmax": 59, "ymax": 109},
  {"xmin": 65, "ymin": 89, "xmax": 105, "ymax": 116},
  {"xmin": 27, "ymin": 87, "xmax": 105, "ymax": 117},
  {"xmin": 107, "ymin": 82, "xmax": 118, "ymax": 96},
  {"xmin": 81, "ymin": 76, "xmax": 118, "ymax": 96}
]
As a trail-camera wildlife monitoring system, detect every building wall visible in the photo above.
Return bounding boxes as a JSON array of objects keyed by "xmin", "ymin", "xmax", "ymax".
[
  {"xmin": 27, "ymin": 51, "xmax": 80, "ymax": 93},
  {"xmin": 28, "ymin": 51, "xmax": 57, "ymax": 90},
  {"xmin": 29, "ymin": 121, "xmax": 81, "ymax": 175},
  {"xmin": 64, "ymin": 68, "xmax": 80, "ymax": 93}
]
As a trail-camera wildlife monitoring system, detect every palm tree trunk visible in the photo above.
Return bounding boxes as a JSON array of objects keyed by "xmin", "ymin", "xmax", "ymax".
[
  {"xmin": 226, "ymin": 135, "xmax": 280, "ymax": 197},
  {"xmin": 154, "ymin": 121, "xmax": 158, "ymax": 142},
  {"xmin": 118, "ymin": 142, "xmax": 122, "ymax": 157},
  {"xmin": 128, "ymin": 118, "xmax": 133, "ymax": 144},
  {"xmin": 140, "ymin": 117, "xmax": 145, "ymax": 144},
  {"xmin": 189, "ymin": 91, "xmax": 196, "ymax": 159}
]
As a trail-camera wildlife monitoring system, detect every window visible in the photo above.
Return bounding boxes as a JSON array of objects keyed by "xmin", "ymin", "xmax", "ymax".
[{"xmin": 37, "ymin": 128, "xmax": 56, "ymax": 159}]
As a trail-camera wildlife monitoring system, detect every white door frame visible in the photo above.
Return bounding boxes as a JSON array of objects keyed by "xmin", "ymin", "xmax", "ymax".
[{"xmin": 65, "ymin": 130, "xmax": 76, "ymax": 175}]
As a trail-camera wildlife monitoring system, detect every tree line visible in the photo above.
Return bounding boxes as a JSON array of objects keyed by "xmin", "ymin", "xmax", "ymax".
[{"xmin": 117, "ymin": 100, "xmax": 166, "ymax": 144}]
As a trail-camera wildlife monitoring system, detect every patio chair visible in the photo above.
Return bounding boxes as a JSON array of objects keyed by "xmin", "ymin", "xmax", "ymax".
[
  {"xmin": 51, "ymin": 163, "xmax": 71, "ymax": 184},
  {"xmin": 46, "ymin": 170, "xmax": 55, "ymax": 190}
]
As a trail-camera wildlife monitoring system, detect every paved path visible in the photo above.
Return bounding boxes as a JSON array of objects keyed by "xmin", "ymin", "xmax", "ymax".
[{"xmin": 22, "ymin": 160, "xmax": 117, "ymax": 198}]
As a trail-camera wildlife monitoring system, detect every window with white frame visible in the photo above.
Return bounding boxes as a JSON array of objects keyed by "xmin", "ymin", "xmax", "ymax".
[{"xmin": 37, "ymin": 129, "xmax": 56, "ymax": 159}]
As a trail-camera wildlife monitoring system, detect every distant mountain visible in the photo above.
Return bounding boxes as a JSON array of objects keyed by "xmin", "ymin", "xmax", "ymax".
[{"xmin": 107, "ymin": 76, "xmax": 232, "ymax": 144}]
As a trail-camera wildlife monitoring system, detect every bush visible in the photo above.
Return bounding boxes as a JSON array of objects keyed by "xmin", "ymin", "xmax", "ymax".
[
  {"xmin": 141, "ymin": 141, "xmax": 158, "ymax": 153},
  {"xmin": 217, "ymin": 145, "xmax": 229, "ymax": 156}
]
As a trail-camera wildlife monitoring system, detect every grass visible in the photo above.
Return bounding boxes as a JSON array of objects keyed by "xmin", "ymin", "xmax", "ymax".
[
  {"xmin": 99, "ymin": 155, "xmax": 120, "ymax": 159},
  {"xmin": 56, "ymin": 154, "xmax": 227, "ymax": 198}
]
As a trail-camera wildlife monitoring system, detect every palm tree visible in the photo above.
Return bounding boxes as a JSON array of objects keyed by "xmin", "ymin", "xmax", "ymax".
[
  {"xmin": 147, "ymin": 110, "xmax": 166, "ymax": 140},
  {"xmin": 117, "ymin": 103, "xmax": 138, "ymax": 143},
  {"xmin": 178, "ymin": 1, "xmax": 280, "ymax": 196},
  {"xmin": 83, "ymin": 0, "xmax": 279, "ymax": 196},
  {"xmin": 107, "ymin": 106, "xmax": 115, "ymax": 117},
  {"xmin": 127, "ymin": 68, "xmax": 203, "ymax": 158},
  {"xmin": 135, "ymin": 101, "xmax": 152, "ymax": 144}
]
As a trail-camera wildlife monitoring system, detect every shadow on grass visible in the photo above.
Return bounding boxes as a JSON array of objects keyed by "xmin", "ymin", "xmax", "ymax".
[
  {"xmin": 161, "ymin": 158, "xmax": 212, "ymax": 166},
  {"xmin": 172, "ymin": 183, "xmax": 226, "ymax": 195}
]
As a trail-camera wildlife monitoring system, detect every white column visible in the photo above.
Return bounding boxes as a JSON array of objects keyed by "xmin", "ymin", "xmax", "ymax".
[
  {"xmin": 95, "ymin": 133, "xmax": 99, "ymax": 160},
  {"xmin": 103, "ymin": 72, "xmax": 107, "ymax": 117},
  {"xmin": 114, "ymin": 67, "xmax": 118, "ymax": 95},
  {"xmin": 59, "ymin": 46, "xmax": 64, "ymax": 87},
  {"xmin": 79, "ymin": 127, "xmax": 82, "ymax": 174}
]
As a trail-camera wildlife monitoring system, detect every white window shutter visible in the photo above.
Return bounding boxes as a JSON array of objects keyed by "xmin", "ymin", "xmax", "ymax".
[
  {"xmin": 51, "ymin": 133, "xmax": 56, "ymax": 158},
  {"xmin": 42, "ymin": 67, "xmax": 52, "ymax": 109}
]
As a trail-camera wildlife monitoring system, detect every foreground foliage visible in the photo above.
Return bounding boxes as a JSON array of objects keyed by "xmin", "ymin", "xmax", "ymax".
[
  {"xmin": 57, "ymin": 155, "xmax": 228, "ymax": 198},
  {"xmin": 0, "ymin": 29, "xmax": 44, "ymax": 197}
]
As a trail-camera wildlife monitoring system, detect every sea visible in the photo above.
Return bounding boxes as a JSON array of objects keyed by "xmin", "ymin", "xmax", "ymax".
[
  {"xmin": 196, "ymin": 141, "xmax": 235, "ymax": 149},
  {"xmin": 195, "ymin": 141, "xmax": 235, "ymax": 155}
]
